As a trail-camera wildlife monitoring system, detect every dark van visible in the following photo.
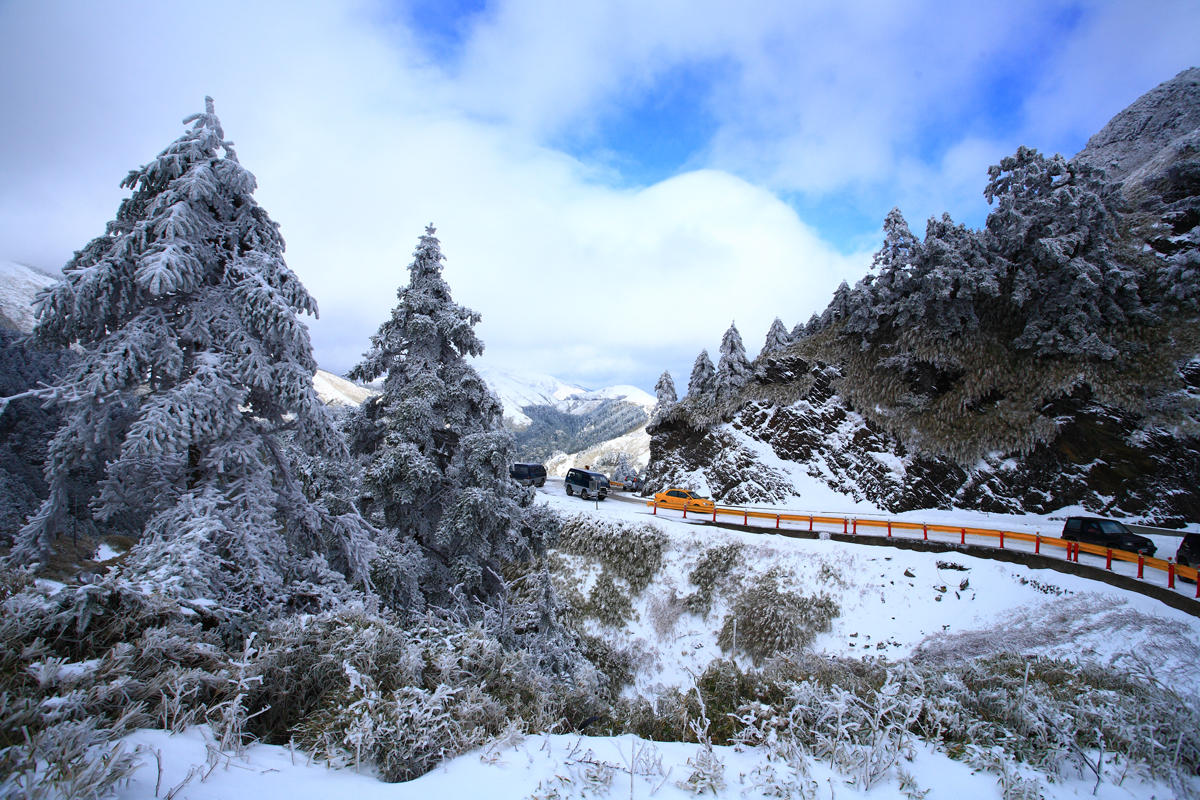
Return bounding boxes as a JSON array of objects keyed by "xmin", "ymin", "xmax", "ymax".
[
  {"xmin": 564, "ymin": 468, "xmax": 609, "ymax": 501},
  {"xmin": 1061, "ymin": 516, "xmax": 1157, "ymax": 557},
  {"xmin": 509, "ymin": 463, "xmax": 547, "ymax": 488}
]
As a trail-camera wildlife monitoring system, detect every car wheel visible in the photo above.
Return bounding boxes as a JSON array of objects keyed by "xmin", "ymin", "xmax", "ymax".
[
  {"xmin": 1180, "ymin": 556, "xmax": 1197, "ymax": 584},
  {"xmin": 580, "ymin": 488, "xmax": 590, "ymax": 500},
  {"xmin": 537, "ymin": 480, "xmax": 545, "ymax": 488},
  {"xmin": 565, "ymin": 484, "xmax": 573, "ymax": 496}
]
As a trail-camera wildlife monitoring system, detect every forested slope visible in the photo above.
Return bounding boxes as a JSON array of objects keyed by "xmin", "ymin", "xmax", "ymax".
[{"xmin": 647, "ymin": 68, "xmax": 1200, "ymax": 526}]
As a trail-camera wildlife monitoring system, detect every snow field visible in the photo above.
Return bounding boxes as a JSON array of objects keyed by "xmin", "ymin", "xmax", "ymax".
[
  {"xmin": 105, "ymin": 488, "xmax": 1200, "ymax": 799},
  {"xmin": 111, "ymin": 726, "xmax": 1182, "ymax": 800}
]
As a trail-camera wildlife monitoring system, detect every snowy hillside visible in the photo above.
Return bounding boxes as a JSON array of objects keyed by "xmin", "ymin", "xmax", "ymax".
[
  {"xmin": 313, "ymin": 369, "xmax": 377, "ymax": 407},
  {"xmin": 478, "ymin": 364, "xmax": 655, "ymax": 429},
  {"xmin": 476, "ymin": 365, "xmax": 590, "ymax": 428},
  {"xmin": 0, "ymin": 260, "xmax": 57, "ymax": 332},
  {"xmin": 109, "ymin": 493, "xmax": 1200, "ymax": 799}
]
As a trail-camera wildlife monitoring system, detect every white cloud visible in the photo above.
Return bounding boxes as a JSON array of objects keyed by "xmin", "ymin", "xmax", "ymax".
[{"xmin": 1, "ymin": 0, "xmax": 1197, "ymax": 391}]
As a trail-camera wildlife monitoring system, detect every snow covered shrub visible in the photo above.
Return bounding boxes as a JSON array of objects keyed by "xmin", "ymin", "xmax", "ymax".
[
  {"xmin": 555, "ymin": 515, "xmax": 666, "ymax": 594},
  {"xmin": 684, "ymin": 543, "xmax": 743, "ymax": 615},
  {"xmin": 586, "ymin": 570, "xmax": 635, "ymax": 628},
  {"xmin": 646, "ymin": 586, "xmax": 687, "ymax": 639},
  {"xmin": 717, "ymin": 570, "xmax": 838, "ymax": 665}
]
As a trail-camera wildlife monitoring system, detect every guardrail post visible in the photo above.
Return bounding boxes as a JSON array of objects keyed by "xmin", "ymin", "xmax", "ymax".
[
  {"xmin": 922, "ymin": 523, "xmax": 928, "ymax": 541},
  {"xmin": 743, "ymin": 510, "xmax": 748, "ymax": 526},
  {"xmin": 809, "ymin": 515, "xmax": 813, "ymax": 532},
  {"xmin": 999, "ymin": 531, "xmax": 1004, "ymax": 549},
  {"xmin": 853, "ymin": 519, "xmax": 858, "ymax": 535},
  {"xmin": 682, "ymin": 504, "xmax": 687, "ymax": 519},
  {"xmin": 775, "ymin": 514, "xmax": 780, "ymax": 529},
  {"xmin": 1105, "ymin": 549, "xmax": 1112, "ymax": 570},
  {"xmin": 712, "ymin": 508, "xmax": 717, "ymax": 523},
  {"xmin": 842, "ymin": 518, "xmax": 847, "ymax": 534},
  {"xmin": 887, "ymin": 521, "xmax": 892, "ymax": 538},
  {"xmin": 652, "ymin": 502, "xmax": 657, "ymax": 515},
  {"xmin": 960, "ymin": 527, "xmax": 965, "ymax": 545},
  {"xmin": 1035, "ymin": 534, "xmax": 1040, "ymax": 554},
  {"xmin": 1137, "ymin": 555, "xmax": 1144, "ymax": 579},
  {"xmin": 1168, "ymin": 562, "xmax": 1175, "ymax": 589}
]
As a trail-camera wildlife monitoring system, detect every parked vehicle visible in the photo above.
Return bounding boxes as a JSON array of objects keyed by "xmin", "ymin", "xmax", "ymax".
[
  {"xmin": 509, "ymin": 462, "xmax": 547, "ymax": 488},
  {"xmin": 1060, "ymin": 516, "xmax": 1157, "ymax": 557},
  {"xmin": 1176, "ymin": 532, "xmax": 1200, "ymax": 570},
  {"xmin": 564, "ymin": 468, "xmax": 609, "ymax": 500},
  {"xmin": 652, "ymin": 488, "xmax": 715, "ymax": 513}
]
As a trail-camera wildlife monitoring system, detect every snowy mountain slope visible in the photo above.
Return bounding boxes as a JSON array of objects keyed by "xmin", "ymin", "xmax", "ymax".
[
  {"xmin": 544, "ymin": 422, "xmax": 651, "ymax": 476},
  {"xmin": 0, "ymin": 260, "xmax": 57, "ymax": 332},
  {"xmin": 476, "ymin": 365, "xmax": 589, "ymax": 428},
  {"xmin": 477, "ymin": 364, "xmax": 656, "ymax": 429},
  {"xmin": 113, "ymin": 494, "xmax": 1200, "ymax": 799},
  {"xmin": 312, "ymin": 369, "xmax": 377, "ymax": 407}
]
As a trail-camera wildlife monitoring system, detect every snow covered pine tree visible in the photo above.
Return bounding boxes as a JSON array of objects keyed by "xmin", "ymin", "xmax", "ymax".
[
  {"xmin": 5, "ymin": 98, "xmax": 375, "ymax": 609},
  {"xmin": 654, "ymin": 370, "xmax": 677, "ymax": 407},
  {"xmin": 688, "ymin": 349, "xmax": 717, "ymax": 397},
  {"xmin": 760, "ymin": 317, "xmax": 791, "ymax": 357},
  {"xmin": 348, "ymin": 226, "xmax": 559, "ymax": 611},
  {"xmin": 715, "ymin": 322, "xmax": 751, "ymax": 405}
]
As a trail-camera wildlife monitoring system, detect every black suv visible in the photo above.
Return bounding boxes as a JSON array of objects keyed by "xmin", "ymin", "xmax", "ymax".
[
  {"xmin": 564, "ymin": 468, "xmax": 609, "ymax": 500},
  {"xmin": 509, "ymin": 462, "xmax": 547, "ymax": 488},
  {"xmin": 1061, "ymin": 517, "xmax": 1157, "ymax": 557},
  {"xmin": 1176, "ymin": 532, "xmax": 1200, "ymax": 569}
]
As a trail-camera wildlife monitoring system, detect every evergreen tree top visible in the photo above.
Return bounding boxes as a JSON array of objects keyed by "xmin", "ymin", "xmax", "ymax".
[
  {"xmin": 761, "ymin": 317, "xmax": 791, "ymax": 357},
  {"xmin": 350, "ymin": 225, "xmax": 485, "ymax": 392},
  {"xmin": 654, "ymin": 370, "xmax": 677, "ymax": 405},
  {"xmin": 688, "ymin": 349, "xmax": 716, "ymax": 396}
]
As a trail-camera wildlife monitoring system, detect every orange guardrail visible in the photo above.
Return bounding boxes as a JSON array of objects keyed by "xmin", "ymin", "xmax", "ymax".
[{"xmin": 646, "ymin": 499, "xmax": 1199, "ymax": 599}]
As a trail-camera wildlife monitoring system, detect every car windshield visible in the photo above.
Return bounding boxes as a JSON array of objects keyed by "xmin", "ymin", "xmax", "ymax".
[{"xmin": 1097, "ymin": 521, "xmax": 1131, "ymax": 535}]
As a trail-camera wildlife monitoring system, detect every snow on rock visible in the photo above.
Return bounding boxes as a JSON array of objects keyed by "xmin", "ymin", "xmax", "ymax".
[
  {"xmin": 313, "ymin": 369, "xmax": 377, "ymax": 407},
  {"xmin": 0, "ymin": 260, "xmax": 58, "ymax": 333}
]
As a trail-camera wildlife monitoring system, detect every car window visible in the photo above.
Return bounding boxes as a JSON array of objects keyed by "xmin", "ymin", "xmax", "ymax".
[
  {"xmin": 1065, "ymin": 519, "xmax": 1081, "ymax": 532},
  {"xmin": 1098, "ymin": 521, "xmax": 1130, "ymax": 535},
  {"xmin": 512, "ymin": 465, "xmax": 528, "ymax": 477}
]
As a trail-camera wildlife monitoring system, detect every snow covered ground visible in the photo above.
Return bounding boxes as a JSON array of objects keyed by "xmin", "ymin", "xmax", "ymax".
[
  {"xmin": 113, "ymin": 725, "xmax": 1183, "ymax": 800},
  {"xmin": 112, "ymin": 487, "xmax": 1200, "ymax": 800}
]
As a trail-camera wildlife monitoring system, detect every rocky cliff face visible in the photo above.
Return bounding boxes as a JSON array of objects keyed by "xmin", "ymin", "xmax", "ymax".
[{"xmin": 646, "ymin": 69, "xmax": 1200, "ymax": 527}]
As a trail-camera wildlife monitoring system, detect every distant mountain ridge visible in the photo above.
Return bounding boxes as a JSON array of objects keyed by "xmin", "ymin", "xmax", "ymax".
[{"xmin": 476, "ymin": 365, "xmax": 655, "ymax": 429}]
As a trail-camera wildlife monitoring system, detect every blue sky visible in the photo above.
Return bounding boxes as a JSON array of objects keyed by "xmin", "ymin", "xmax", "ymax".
[{"xmin": 1, "ymin": 0, "xmax": 1198, "ymax": 392}]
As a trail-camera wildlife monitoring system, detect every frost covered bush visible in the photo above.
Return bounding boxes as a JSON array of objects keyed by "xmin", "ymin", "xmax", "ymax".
[
  {"xmin": 684, "ymin": 542, "xmax": 743, "ymax": 615},
  {"xmin": 717, "ymin": 570, "xmax": 839, "ymax": 665},
  {"xmin": 556, "ymin": 515, "xmax": 666, "ymax": 594},
  {"xmin": 585, "ymin": 570, "xmax": 635, "ymax": 628}
]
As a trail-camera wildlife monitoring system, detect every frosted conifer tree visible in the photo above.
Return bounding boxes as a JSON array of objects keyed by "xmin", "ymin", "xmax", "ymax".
[
  {"xmin": 348, "ymin": 226, "xmax": 559, "ymax": 608},
  {"xmin": 654, "ymin": 370, "xmax": 677, "ymax": 407},
  {"xmin": 760, "ymin": 317, "xmax": 791, "ymax": 357},
  {"xmin": 715, "ymin": 322, "xmax": 750, "ymax": 403},
  {"xmin": 7, "ymin": 99, "xmax": 374, "ymax": 605},
  {"xmin": 687, "ymin": 349, "xmax": 716, "ymax": 397}
]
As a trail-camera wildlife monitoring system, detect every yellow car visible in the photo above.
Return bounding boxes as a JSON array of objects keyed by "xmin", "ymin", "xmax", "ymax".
[{"xmin": 653, "ymin": 488, "xmax": 716, "ymax": 512}]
